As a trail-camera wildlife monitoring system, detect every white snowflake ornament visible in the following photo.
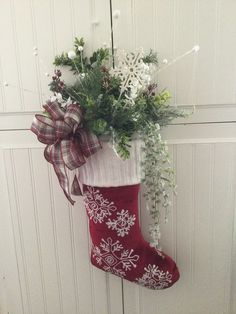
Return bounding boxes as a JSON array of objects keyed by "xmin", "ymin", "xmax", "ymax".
[{"xmin": 110, "ymin": 49, "xmax": 151, "ymax": 99}]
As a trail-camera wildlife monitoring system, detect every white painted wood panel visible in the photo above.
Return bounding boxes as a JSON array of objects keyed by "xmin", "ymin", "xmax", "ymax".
[
  {"xmin": 0, "ymin": 0, "xmax": 111, "ymax": 112},
  {"xmin": 0, "ymin": 128, "xmax": 236, "ymax": 314},
  {"xmin": 1, "ymin": 1, "xmax": 236, "ymax": 313},
  {"xmin": 1, "ymin": 145, "xmax": 123, "ymax": 314},
  {"xmin": 123, "ymin": 142, "xmax": 236, "ymax": 314},
  {"xmin": 112, "ymin": 0, "xmax": 236, "ymax": 107}
]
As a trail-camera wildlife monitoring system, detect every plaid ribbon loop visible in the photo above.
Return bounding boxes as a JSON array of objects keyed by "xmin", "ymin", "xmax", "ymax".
[{"xmin": 31, "ymin": 101, "xmax": 101, "ymax": 205}]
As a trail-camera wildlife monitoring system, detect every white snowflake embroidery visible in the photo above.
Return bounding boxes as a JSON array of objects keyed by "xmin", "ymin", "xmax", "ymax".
[
  {"xmin": 92, "ymin": 237, "xmax": 139, "ymax": 277},
  {"xmin": 110, "ymin": 49, "xmax": 151, "ymax": 99},
  {"xmin": 106, "ymin": 209, "xmax": 136, "ymax": 237},
  {"xmin": 135, "ymin": 264, "xmax": 172, "ymax": 290},
  {"xmin": 84, "ymin": 187, "xmax": 116, "ymax": 223}
]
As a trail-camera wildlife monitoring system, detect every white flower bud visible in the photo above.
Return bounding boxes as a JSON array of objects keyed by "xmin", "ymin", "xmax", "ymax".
[
  {"xmin": 77, "ymin": 46, "xmax": 84, "ymax": 52},
  {"xmin": 51, "ymin": 96, "xmax": 57, "ymax": 102},
  {"xmin": 192, "ymin": 45, "xmax": 200, "ymax": 52},
  {"xmin": 113, "ymin": 9, "xmax": 121, "ymax": 19},
  {"xmin": 56, "ymin": 93, "xmax": 63, "ymax": 101},
  {"xmin": 68, "ymin": 50, "xmax": 76, "ymax": 59}
]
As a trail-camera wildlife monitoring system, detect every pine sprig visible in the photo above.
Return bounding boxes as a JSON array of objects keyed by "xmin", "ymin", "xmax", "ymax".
[
  {"xmin": 143, "ymin": 49, "xmax": 158, "ymax": 65},
  {"xmin": 46, "ymin": 37, "xmax": 189, "ymax": 248}
]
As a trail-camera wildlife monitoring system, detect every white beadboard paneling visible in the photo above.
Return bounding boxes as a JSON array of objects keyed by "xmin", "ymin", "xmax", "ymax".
[
  {"xmin": 212, "ymin": 1, "xmax": 236, "ymax": 104},
  {"xmin": 7, "ymin": 149, "xmax": 47, "ymax": 314},
  {"xmin": 90, "ymin": 0, "xmax": 111, "ymax": 51},
  {"xmin": 12, "ymin": 0, "xmax": 41, "ymax": 111},
  {"xmin": 174, "ymin": 0, "xmax": 198, "ymax": 105},
  {"xmin": 208, "ymin": 144, "xmax": 236, "ymax": 313},
  {"xmin": 1, "ymin": 145, "xmax": 124, "ymax": 314},
  {"xmin": 231, "ymin": 189, "xmax": 236, "ymax": 314},
  {"xmin": 197, "ymin": 0, "xmax": 219, "ymax": 105},
  {"xmin": 122, "ymin": 143, "xmax": 236, "ymax": 314},
  {"xmin": 0, "ymin": 0, "xmax": 111, "ymax": 113},
  {"xmin": 1, "ymin": 129, "xmax": 236, "ymax": 313},
  {"xmin": 0, "ymin": 150, "xmax": 25, "ymax": 314},
  {"xmin": 0, "ymin": 0, "xmax": 24, "ymax": 112},
  {"xmin": 111, "ymin": 0, "xmax": 134, "ymax": 51},
  {"xmin": 154, "ymin": 0, "xmax": 177, "ymax": 101},
  {"xmin": 2, "ymin": 0, "xmax": 236, "ymax": 112},
  {"xmin": 112, "ymin": 0, "xmax": 236, "ymax": 106},
  {"xmin": 1, "ymin": 1, "xmax": 236, "ymax": 313},
  {"xmin": 30, "ymin": 149, "xmax": 64, "ymax": 314}
]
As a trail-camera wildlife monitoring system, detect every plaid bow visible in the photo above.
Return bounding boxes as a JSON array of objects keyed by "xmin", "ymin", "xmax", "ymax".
[{"xmin": 31, "ymin": 101, "xmax": 101, "ymax": 205}]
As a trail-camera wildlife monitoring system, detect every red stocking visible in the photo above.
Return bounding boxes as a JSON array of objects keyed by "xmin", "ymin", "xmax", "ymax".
[{"xmin": 83, "ymin": 183, "xmax": 180, "ymax": 290}]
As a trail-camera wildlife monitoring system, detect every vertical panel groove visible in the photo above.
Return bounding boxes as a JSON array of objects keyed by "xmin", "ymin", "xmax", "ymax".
[
  {"xmin": 69, "ymin": 0, "xmax": 76, "ymax": 40},
  {"xmin": 47, "ymin": 165, "xmax": 64, "ymax": 314},
  {"xmin": 230, "ymin": 145, "xmax": 236, "ymax": 313},
  {"xmin": 193, "ymin": 0, "xmax": 199, "ymax": 105},
  {"xmin": 68, "ymin": 205, "xmax": 80, "ymax": 313},
  {"xmin": 121, "ymin": 279, "xmax": 125, "ymax": 314},
  {"xmin": 86, "ymin": 216, "xmax": 96, "ymax": 314},
  {"xmin": 223, "ymin": 144, "xmax": 236, "ymax": 313},
  {"xmin": 105, "ymin": 274, "xmax": 111, "ymax": 314},
  {"xmin": 3, "ymin": 151, "xmax": 25, "ymax": 314},
  {"xmin": 10, "ymin": 149, "xmax": 32, "ymax": 313},
  {"xmin": 172, "ymin": 0, "xmax": 178, "ymax": 105},
  {"xmin": 190, "ymin": 144, "xmax": 196, "ymax": 284},
  {"xmin": 0, "ymin": 57, "xmax": 6, "ymax": 111},
  {"xmin": 9, "ymin": 0, "xmax": 24, "ymax": 110},
  {"xmin": 152, "ymin": 0, "xmax": 157, "ymax": 51},
  {"xmin": 172, "ymin": 144, "xmax": 177, "ymax": 261},
  {"xmin": 131, "ymin": 0, "xmax": 136, "ymax": 49},
  {"xmin": 49, "ymin": 0, "xmax": 57, "ymax": 55},
  {"xmin": 28, "ymin": 149, "xmax": 48, "ymax": 314},
  {"xmin": 89, "ymin": 0, "xmax": 95, "ymax": 52},
  {"xmin": 212, "ymin": 0, "xmax": 221, "ymax": 101},
  {"xmin": 29, "ymin": 0, "xmax": 43, "ymax": 105},
  {"xmin": 209, "ymin": 144, "xmax": 215, "ymax": 290}
]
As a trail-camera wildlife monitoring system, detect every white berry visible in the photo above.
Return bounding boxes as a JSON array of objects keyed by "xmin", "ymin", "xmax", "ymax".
[
  {"xmin": 77, "ymin": 46, "xmax": 84, "ymax": 52},
  {"xmin": 68, "ymin": 50, "xmax": 76, "ymax": 59},
  {"xmin": 192, "ymin": 45, "xmax": 200, "ymax": 52},
  {"xmin": 113, "ymin": 9, "xmax": 121, "ymax": 19}
]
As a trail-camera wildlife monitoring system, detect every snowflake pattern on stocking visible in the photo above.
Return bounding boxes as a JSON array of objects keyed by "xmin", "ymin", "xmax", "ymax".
[
  {"xmin": 84, "ymin": 187, "xmax": 116, "ymax": 223},
  {"xmin": 92, "ymin": 237, "xmax": 139, "ymax": 277},
  {"xmin": 106, "ymin": 209, "xmax": 136, "ymax": 237},
  {"xmin": 135, "ymin": 264, "xmax": 172, "ymax": 289}
]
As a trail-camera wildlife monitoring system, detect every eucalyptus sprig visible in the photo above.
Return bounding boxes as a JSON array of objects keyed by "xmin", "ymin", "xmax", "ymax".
[{"xmin": 141, "ymin": 123, "xmax": 176, "ymax": 248}]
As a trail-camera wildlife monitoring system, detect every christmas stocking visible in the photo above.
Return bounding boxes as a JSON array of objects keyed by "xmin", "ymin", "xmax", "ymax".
[{"xmin": 80, "ymin": 140, "xmax": 180, "ymax": 290}]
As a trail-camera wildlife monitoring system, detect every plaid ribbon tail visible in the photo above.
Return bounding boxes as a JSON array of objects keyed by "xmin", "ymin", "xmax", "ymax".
[
  {"xmin": 31, "ymin": 101, "xmax": 102, "ymax": 204},
  {"xmin": 50, "ymin": 143, "xmax": 75, "ymax": 205},
  {"xmin": 71, "ymin": 175, "xmax": 82, "ymax": 196}
]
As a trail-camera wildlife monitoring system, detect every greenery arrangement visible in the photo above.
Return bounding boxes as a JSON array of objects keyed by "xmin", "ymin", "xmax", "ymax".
[{"xmin": 44, "ymin": 37, "xmax": 186, "ymax": 248}]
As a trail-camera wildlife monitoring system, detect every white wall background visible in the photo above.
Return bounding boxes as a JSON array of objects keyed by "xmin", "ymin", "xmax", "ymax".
[{"xmin": 0, "ymin": 1, "xmax": 236, "ymax": 314}]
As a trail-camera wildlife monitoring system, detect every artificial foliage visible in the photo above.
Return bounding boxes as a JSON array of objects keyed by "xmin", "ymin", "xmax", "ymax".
[{"xmin": 41, "ymin": 37, "xmax": 186, "ymax": 248}]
